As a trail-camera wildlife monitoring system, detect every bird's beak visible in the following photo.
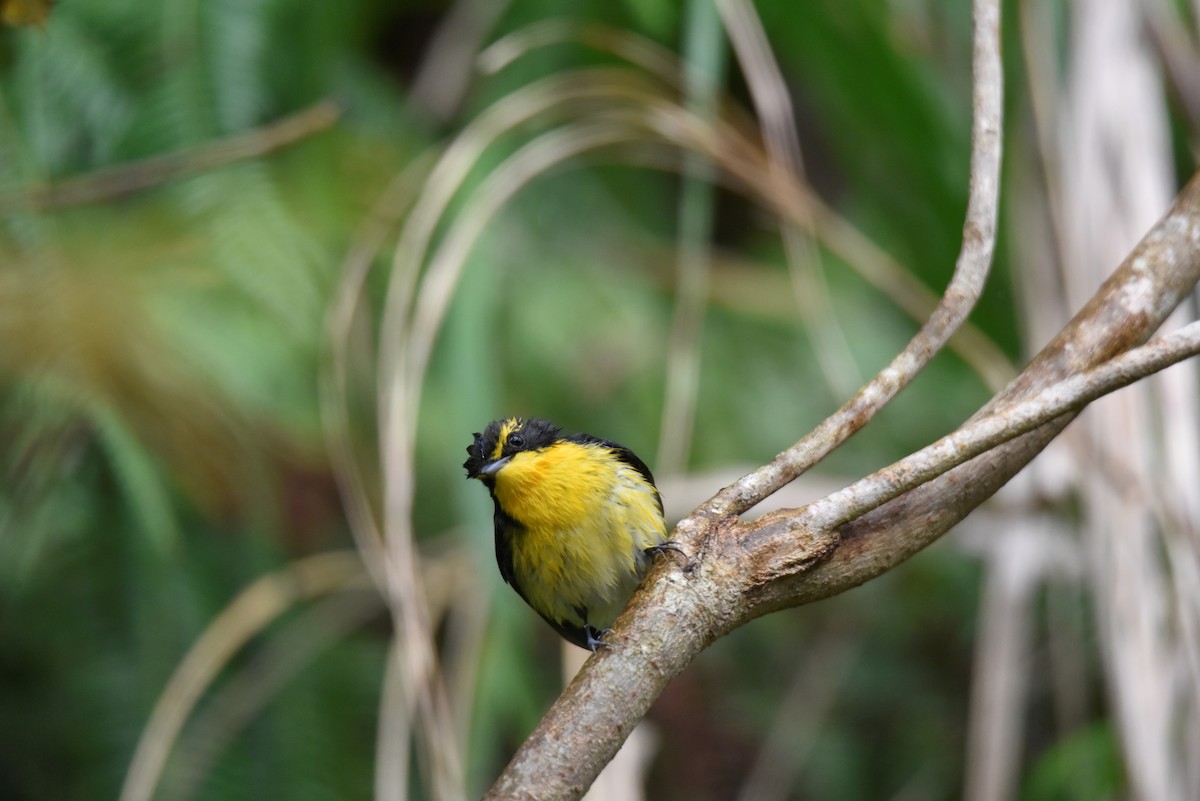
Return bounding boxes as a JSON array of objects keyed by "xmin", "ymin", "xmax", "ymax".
[{"xmin": 478, "ymin": 455, "xmax": 511, "ymax": 478}]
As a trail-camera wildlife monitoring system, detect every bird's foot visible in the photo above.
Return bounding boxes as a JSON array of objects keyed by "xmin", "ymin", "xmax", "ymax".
[
  {"xmin": 644, "ymin": 540, "xmax": 686, "ymax": 559},
  {"xmin": 585, "ymin": 626, "xmax": 612, "ymax": 653}
]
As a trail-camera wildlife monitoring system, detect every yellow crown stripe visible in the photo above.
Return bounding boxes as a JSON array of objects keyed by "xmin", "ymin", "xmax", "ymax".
[{"xmin": 489, "ymin": 418, "xmax": 521, "ymax": 460}]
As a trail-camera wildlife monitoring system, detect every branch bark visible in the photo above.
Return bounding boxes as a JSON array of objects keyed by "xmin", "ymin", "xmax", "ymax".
[
  {"xmin": 480, "ymin": 0, "xmax": 1200, "ymax": 795},
  {"xmin": 699, "ymin": 0, "xmax": 1003, "ymax": 522},
  {"xmin": 482, "ymin": 167, "xmax": 1200, "ymax": 801}
]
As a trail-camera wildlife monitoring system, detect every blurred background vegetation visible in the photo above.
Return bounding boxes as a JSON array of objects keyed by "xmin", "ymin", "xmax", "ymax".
[{"xmin": 1, "ymin": 1, "xmax": 1197, "ymax": 800}]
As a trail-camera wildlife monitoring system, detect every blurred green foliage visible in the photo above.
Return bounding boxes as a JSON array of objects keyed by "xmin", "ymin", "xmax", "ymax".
[{"xmin": 0, "ymin": 0, "xmax": 1133, "ymax": 800}]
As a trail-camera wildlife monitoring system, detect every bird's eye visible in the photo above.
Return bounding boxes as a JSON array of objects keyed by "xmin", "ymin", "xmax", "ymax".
[{"xmin": 508, "ymin": 434, "xmax": 525, "ymax": 449}]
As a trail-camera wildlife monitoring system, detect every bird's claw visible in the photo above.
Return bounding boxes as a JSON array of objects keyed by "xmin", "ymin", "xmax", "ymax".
[
  {"xmin": 585, "ymin": 626, "xmax": 612, "ymax": 653},
  {"xmin": 644, "ymin": 540, "xmax": 686, "ymax": 559}
]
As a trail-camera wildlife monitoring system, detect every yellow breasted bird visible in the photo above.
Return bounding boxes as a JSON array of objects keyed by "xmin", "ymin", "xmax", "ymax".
[{"xmin": 464, "ymin": 417, "xmax": 678, "ymax": 651}]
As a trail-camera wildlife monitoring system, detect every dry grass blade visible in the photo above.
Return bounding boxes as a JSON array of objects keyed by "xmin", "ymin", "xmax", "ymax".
[
  {"xmin": 375, "ymin": 73, "xmax": 692, "ymax": 505},
  {"xmin": 0, "ymin": 100, "xmax": 341, "ymax": 212},
  {"xmin": 322, "ymin": 152, "xmax": 448, "ymax": 801},
  {"xmin": 1145, "ymin": 1, "xmax": 1200, "ymax": 135},
  {"xmin": 409, "ymin": 0, "xmax": 511, "ymax": 123},
  {"xmin": 656, "ymin": 0, "xmax": 725, "ymax": 477},
  {"xmin": 369, "ymin": 74, "xmax": 698, "ymax": 801},
  {"xmin": 735, "ymin": 628, "xmax": 859, "ymax": 801},
  {"xmin": 576, "ymin": 140, "xmax": 1016, "ymax": 391},
  {"xmin": 118, "ymin": 552, "xmax": 370, "ymax": 801},
  {"xmin": 963, "ymin": 521, "xmax": 1065, "ymax": 801},
  {"xmin": 476, "ymin": 19, "xmax": 1015, "ymax": 392},
  {"xmin": 697, "ymin": 0, "xmax": 1005, "ymax": 519},
  {"xmin": 716, "ymin": 0, "xmax": 860, "ymax": 397},
  {"xmin": 421, "ymin": 542, "xmax": 492, "ymax": 748},
  {"xmin": 399, "ymin": 121, "xmax": 651, "ymax": 406},
  {"xmin": 807, "ymin": 199, "xmax": 1016, "ymax": 391},
  {"xmin": 367, "ymin": 71, "xmax": 691, "ymax": 801},
  {"xmin": 323, "ymin": 152, "xmax": 439, "ymax": 597},
  {"xmin": 376, "ymin": 69, "xmax": 679, "ymax": 456},
  {"xmin": 165, "ymin": 590, "xmax": 384, "ymax": 801},
  {"xmin": 479, "ymin": 20, "xmax": 684, "ymax": 88},
  {"xmin": 1053, "ymin": 2, "xmax": 1188, "ymax": 797},
  {"xmin": 376, "ymin": 642, "xmax": 414, "ymax": 801},
  {"xmin": 379, "ymin": 28, "xmax": 1015, "ymax": 525}
]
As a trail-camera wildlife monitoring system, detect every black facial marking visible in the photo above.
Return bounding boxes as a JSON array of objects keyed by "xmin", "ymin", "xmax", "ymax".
[
  {"xmin": 463, "ymin": 417, "xmax": 564, "ymax": 479},
  {"xmin": 504, "ymin": 418, "xmax": 560, "ymax": 455},
  {"xmin": 463, "ymin": 430, "xmax": 488, "ymax": 478}
]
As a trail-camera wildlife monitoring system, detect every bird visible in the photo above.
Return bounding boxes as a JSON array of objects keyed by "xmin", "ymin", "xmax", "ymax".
[{"xmin": 464, "ymin": 416, "xmax": 680, "ymax": 651}]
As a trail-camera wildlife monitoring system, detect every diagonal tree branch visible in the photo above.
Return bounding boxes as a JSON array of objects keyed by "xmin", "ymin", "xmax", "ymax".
[
  {"xmin": 483, "ymin": 163, "xmax": 1200, "ymax": 801},
  {"xmin": 797, "ymin": 320, "xmax": 1200, "ymax": 536},
  {"xmin": 717, "ymin": 0, "xmax": 862, "ymax": 397},
  {"xmin": 695, "ymin": 0, "xmax": 1004, "ymax": 523},
  {"xmin": 484, "ymin": 0, "xmax": 1007, "ymax": 795},
  {"xmin": 757, "ymin": 168, "xmax": 1200, "ymax": 612},
  {"xmin": 480, "ymin": 0, "xmax": 1200, "ymax": 782}
]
